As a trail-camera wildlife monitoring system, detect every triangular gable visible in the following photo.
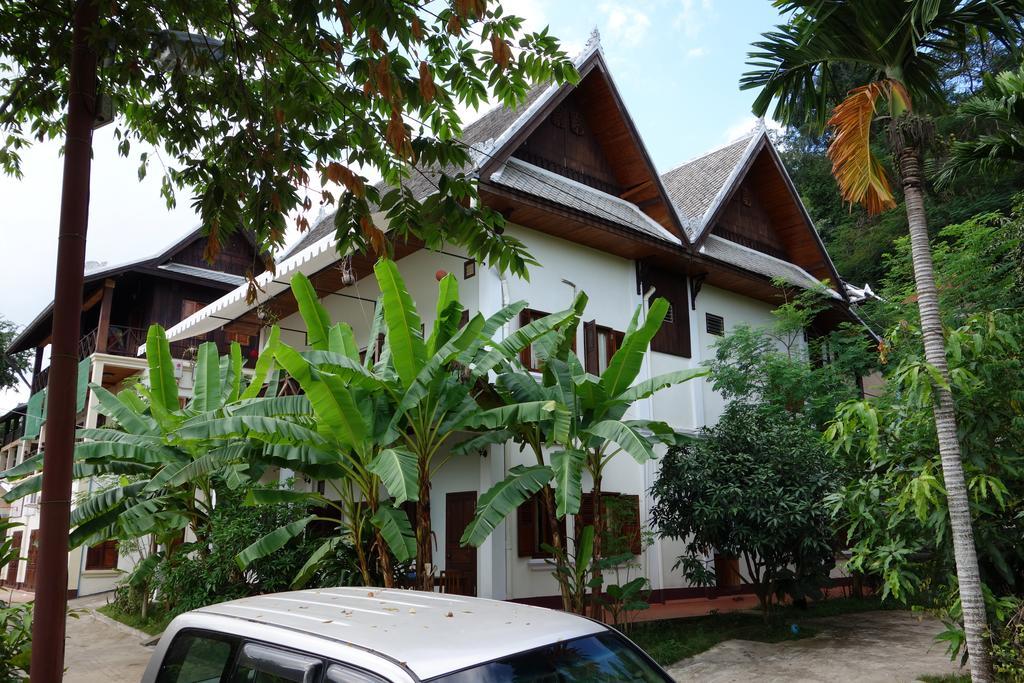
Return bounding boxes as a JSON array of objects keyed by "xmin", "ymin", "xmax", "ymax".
[
  {"xmin": 478, "ymin": 48, "xmax": 687, "ymax": 242},
  {"xmin": 674, "ymin": 130, "xmax": 845, "ymax": 298}
]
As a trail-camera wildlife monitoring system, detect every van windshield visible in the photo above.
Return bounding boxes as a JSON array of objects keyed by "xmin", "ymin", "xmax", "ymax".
[{"xmin": 428, "ymin": 631, "xmax": 670, "ymax": 683}]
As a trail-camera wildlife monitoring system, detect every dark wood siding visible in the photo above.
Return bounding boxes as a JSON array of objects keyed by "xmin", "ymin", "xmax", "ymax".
[
  {"xmin": 167, "ymin": 231, "xmax": 263, "ymax": 277},
  {"xmin": 511, "ymin": 91, "xmax": 622, "ymax": 194},
  {"xmin": 712, "ymin": 176, "xmax": 789, "ymax": 260}
]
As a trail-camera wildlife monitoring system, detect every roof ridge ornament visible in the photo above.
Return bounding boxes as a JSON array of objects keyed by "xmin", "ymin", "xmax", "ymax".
[{"xmin": 580, "ymin": 27, "xmax": 603, "ymax": 58}]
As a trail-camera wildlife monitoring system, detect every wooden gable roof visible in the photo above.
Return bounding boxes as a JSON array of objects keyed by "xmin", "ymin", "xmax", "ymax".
[
  {"xmin": 478, "ymin": 48, "xmax": 686, "ymax": 242},
  {"xmin": 661, "ymin": 129, "xmax": 846, "ymax": 298}
]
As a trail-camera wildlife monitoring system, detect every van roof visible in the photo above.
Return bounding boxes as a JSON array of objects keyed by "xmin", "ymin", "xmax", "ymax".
[{"xmin": 195, "ymin": 587, "xmax": 606, "ymax": 680}]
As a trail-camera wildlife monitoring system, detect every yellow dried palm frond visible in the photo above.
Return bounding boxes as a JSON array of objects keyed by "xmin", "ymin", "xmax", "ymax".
[{"xmin": 826, "ymin": 79, "xmax": 911, "ymax": 216}]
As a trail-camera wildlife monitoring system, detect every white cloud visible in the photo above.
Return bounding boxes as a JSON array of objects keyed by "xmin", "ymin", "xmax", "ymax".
[
  {"xmin": 721, "ymin": 114, "xmax": 784, "ymax": 143},
  {"xmin": 686, "ymin": 46, "xmax": 707, "ymax": 59},
  {"xmin": 600, "ymin": 2, "xmax": 651, "ymax": 47},
  {"xmin": 674, "ymin": 0, "xmax": 715, "ymax": 39},
  {"xmin": 500, "ymin": 0, "xmax": 548, "ymax": 33}
]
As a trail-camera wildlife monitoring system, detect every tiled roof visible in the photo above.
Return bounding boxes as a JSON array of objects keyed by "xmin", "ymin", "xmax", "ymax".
[
  {"xmin": 278, "ymin": 83, "xmax": 553, "ymax": 261},
  {"xmin": 490, "ymin": 158, "xmax": 681, "ymax": 245},
  {"xmin": 159, "ymin": 262, "xmax": 246, "ymax": 286},
  {"xmin": 700, "ymin": 235, "xmax": 840, "ymax": 298},
  {"xmin": 659, "ymin": 133, "xmax": 758, "ymax": 242}
]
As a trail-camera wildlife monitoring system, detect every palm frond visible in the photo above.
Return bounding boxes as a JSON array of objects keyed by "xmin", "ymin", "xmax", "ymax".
[{"xmin": 826, "ymin": 80, "xmax": 909, "ymax": 215}]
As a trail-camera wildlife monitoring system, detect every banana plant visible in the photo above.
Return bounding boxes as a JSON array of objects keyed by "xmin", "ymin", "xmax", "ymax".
[
  {"xmin": 371, "ymin": 258, "xmax": 579, "ymax": 590},
  {"xmin": 1, "ymin": 325, "xmax": 281, "ymax": 552},
  {"xmin": 184, "ymin": 271, "xmax": 412, "ymax": 587},
  {"xmin": 460, "ymin": 296, "xmax": 705, "ymax": 615}
]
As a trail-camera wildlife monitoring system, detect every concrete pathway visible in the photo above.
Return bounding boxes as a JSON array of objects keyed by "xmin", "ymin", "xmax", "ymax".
[
  {"xmin": 667, "ymin": 610, "xmax": 963, "ymax": 683},
  {"xmin": 63, "ymin": 595, "xmax": 155, "ymax": 683}
]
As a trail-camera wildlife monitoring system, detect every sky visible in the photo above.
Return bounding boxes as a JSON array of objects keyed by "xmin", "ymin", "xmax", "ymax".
[{"xmin": 0, "ymin": 0, "xmax": 784, "ymax": 412}]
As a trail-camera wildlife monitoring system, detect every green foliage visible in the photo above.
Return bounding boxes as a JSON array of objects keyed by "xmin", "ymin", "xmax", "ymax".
[
  {"xmin": 2, "ymin": 329, "xmax": 271, "ymax": 553},
  {"xmin": 868, "ymin": 194, "xmax": 1024, "ymax": 332},
  {"xmin": 0, "ymin": 1, "xmax": 577, "ymax": 274},
  {"xmin": 0, "ymin": 316, "xmax": 29, "ymax": 394},
  {"xmin": 0, "ymin": 521, "xmax": 31, "ymax": 681},
  {"xmin": 827, "ymin": 311, "xmax": 1024, "ymax": 657},
  {"xmin": 651, "ymin": 403, "xmax": 838, "ymax": 619},
  {"xmin": 705, "ymin": 283, "xmax": 876, "ymax": 429},
  {"xmin": 938, "ymin": 63, "xmax": 1024, "ymax": 187},
  {"xmin": 153, "ymin": 484, "xmax": 333, "ymax": 618}
]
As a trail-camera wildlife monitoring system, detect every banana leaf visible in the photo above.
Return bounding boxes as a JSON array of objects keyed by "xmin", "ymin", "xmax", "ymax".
[{"xmin": 460, "ymin": 465, "xmax": 553, "ymax": 547}]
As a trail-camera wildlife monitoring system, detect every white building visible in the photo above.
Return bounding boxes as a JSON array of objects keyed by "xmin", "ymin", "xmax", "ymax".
[{"xmin": 161, "ymin": 41, "xmax": 859, "ymax": 606}]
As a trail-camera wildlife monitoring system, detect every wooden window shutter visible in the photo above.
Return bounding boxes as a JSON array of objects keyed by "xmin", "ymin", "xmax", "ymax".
[
  {"xmin": 644, "ymin": 267, "xmax": 691, "ymax": 358},
  {"xmin": 517, "ymin": 497, "xmax": 536, "ymax": 558},
  {"xmin": 583, "ymin": 320, "xmax": 599, "ymax": 373}
]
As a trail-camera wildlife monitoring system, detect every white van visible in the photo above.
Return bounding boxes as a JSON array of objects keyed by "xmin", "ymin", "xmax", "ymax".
[{"xmin": 141, "ymin": 587, "xmax": 671, "ymax": 682}]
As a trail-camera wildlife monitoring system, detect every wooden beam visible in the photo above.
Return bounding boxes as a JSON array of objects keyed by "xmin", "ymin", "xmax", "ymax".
[
  {"xmin": 619, "ymin": 179, "xmax": 653, "ymax": 201},
  {"xmin": 81, "ymin": 286, "xmax": 104, "ymax": 313},
  {"xmin": 95, "ymin": 279, "xmax": 115, "ymax": 354}
]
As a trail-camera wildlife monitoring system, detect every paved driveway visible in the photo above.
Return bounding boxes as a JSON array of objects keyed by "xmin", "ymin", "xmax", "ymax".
[
  {"xmin": 64, "ymin": 599, "xmax": 154, "ymax": 683},
  {"xmin": 667, "ymin": 610, "xmax": 963, "ymax": 683}
]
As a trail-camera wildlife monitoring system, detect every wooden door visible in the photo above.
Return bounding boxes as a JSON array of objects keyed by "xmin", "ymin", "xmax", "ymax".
[
  {"xmin": 444, "ymin": 491, "xmax": 478, "ymax": 596},
  {"xmin": 23, "ymin": 531, "xmax": 39, "ymax": 591},
  {"xmin": 4, "ymin": 531, "xmax": 21, "ymax": 585}
]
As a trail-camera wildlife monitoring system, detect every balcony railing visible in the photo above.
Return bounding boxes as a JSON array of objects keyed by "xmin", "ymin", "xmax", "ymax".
[{"xmin": 30, "ymin": 324, "xmax": 258, "ymax": 393}]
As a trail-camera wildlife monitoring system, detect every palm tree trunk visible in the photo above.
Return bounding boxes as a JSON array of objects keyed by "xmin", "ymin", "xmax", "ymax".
[{"xmin": 897, "ymin": 145, "xmax": 993, "ymax": 682}]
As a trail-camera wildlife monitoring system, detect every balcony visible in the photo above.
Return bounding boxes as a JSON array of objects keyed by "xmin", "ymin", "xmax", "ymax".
[
  {"xmin": 30, "ymin": 324, "xmax": 258, "ymax": 393},
  {"xmin": 1, "ymin": 424, "xmax": 24, "ymax": 448}
]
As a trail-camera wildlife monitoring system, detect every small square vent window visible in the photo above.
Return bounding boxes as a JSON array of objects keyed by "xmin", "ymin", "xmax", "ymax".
[
  {"xmin": 706, "ymin": 313, "xmax": 725, "ymax": 336},
  {"xmin": 664, "ymin": 304, "xmax": 674, "ymax": 324}
]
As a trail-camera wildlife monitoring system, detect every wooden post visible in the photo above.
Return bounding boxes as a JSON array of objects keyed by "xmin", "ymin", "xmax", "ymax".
[
  {"xmin": 95, "ymin": 279, "xmax": 115, "ymax": 353},
  {"xmin": 31, "ymin": 0, "xmax": 98, "ymax": 679},
  {"xmin": 31, "ymin": 347, "xmax": 43, "ymax": 392}
]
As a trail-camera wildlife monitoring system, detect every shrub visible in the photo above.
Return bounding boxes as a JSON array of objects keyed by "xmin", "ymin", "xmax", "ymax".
[
  {"xmin": 152, "ymin": 484, "xmax": 346, "ymax": 617},
  {"xmin": 651, "ymin": 403, "xmax": 838, "ymax": 620}
]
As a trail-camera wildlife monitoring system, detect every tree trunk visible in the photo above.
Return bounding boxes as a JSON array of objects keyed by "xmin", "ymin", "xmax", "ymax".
[
  {"xmin": 416, "ymin": 465, "xmax": 433, "ymax": 591},
  {"xmin": 538, "ymin": 482, "xmax": 572, "ymax": 611},
  {"xmin": 589, "ymin": 469, "xmax": 603, "ymax": 620},
  {"xmin": 897, "ymin": 146, "xmax": 993, "ymax": 682},
  {"xmin": 375, "ymin": 530, "xmax": 395, "ymax": 588}
]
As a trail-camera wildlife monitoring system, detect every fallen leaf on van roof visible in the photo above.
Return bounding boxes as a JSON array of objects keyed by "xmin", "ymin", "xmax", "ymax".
[
  {"xmin": 409, "ymin": 608, "xmax": 417, "ymax": 614},
  {"xmin": 383, "ymin": 607, "xmax": 399, "ymax": 612},
  {"xmin": 367, "ymin": 591, "xmax": 375, "ymax": 597},
  {"xmin": 446, "ymin": 611, "xmax": 454, "ymax": 617}
]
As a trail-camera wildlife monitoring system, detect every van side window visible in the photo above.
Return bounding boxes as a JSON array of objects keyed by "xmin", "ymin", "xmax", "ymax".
[
  {"xmin": 230, "ymin": 643, "xmax": 321, "ymax": 683},
  {"xmin": 157, "ymin": 631, "xmax": 236, "ymax": 683},
  {"xmin": 325, "ymin": 663, "xmax": 389, "ymax": 683}
]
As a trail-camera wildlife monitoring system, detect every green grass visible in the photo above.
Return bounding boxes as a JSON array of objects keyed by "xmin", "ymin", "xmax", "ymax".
[
  {"xmin": 630, "ymin": 596, "xmax": 889, "ymax": 667},
  {"xmin": 917, "ymin": 675, "xmax": 969, "ymax": 683},
  {"xmin": 97, "ymin": 603, "xmax": 173, "ymax": 637}
]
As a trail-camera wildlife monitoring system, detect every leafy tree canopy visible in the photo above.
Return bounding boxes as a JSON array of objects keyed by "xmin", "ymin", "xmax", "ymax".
[
  {"xmin": 650, "ymin": 402, "xmax": 838, "ymax": 619},
  {"xmin": 0, "ymin": 0, "xmax": 577, "ymax": 276},
  {"xmin": 827, "ymin": 309, "xmax": 1024, "ymax": 659},
  {"xmin": 0, "ymin": 316, "xmax": 30, "ymax": 394},
  {"xmin": 704, "ymin": 281, "xmax": 876, "ymax": 430}
]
